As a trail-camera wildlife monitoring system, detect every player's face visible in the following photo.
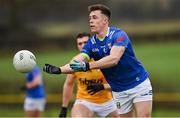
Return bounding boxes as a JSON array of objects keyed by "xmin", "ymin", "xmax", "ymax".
[
  {"xmin": 77, "ymin": 36, "xmax": 89, "ymax": 51},
  {"xmin": 89, "ymin": 10, "xmax": 107, "ymax": 33}
]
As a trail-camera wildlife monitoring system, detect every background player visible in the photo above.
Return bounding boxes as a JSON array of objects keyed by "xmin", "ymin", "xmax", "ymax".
[
  {"xmin": 23, "ymin": 65, "xmax": 46, "ymax": 117},
  {"xmin": 59, "ymin": 32, "xmax": 119, "ymax": 117}
]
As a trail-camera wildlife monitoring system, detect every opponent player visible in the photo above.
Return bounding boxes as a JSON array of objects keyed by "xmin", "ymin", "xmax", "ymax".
[
  {"xmin": 43, "ymin": 4, "xmax": 152, "ymax": 117},
  {"xmin": 24, "ymin": 65, "xmax": 46, "ymax": 117},
  {"xmin": 59, "ymin": 32, "xmax": 119, "ymax": 117}
]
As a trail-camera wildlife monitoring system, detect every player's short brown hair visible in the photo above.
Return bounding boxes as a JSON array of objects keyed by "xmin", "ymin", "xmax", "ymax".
[
  {"xmin": 76, "ymin": 32, "xmax": 91, "ymax": 39},
  {"xmin": 88, "ymin": 4, "xmax": 111, "ymax": 19}
]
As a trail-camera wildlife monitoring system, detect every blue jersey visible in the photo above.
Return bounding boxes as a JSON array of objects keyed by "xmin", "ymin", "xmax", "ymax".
[
  {"xmin": 26, "ymin": 65, "xmax": 45, "ymax": 98},
  {"xmin": 82, "ymin": 27, "xmax": 149, "ymax": 92}
]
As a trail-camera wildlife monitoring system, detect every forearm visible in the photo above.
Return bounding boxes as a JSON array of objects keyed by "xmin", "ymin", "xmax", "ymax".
[
  {"xmin": 62, "ymin": 83, "xmax": 74, "ymax": 107},
  {"xmin": 26, "ymin": 75, "xmax": 41, "ymax": 89},
  {"xmin": 89, "ymin": 46, "xmax": 125, "ymax": 69},
  {"xmin": 44, "ymin": 53, "xmax": 87, "ymax": 74},
  {"xmin": 60, "ymin": 64, "xmax": 74, "ymax": 74},
  {"xmin": 89, "ymin": 55, "xmax": 119, "ymax": 69},
  {"xmin": 103, "ymin": 84, "xmax": 111, "ymax": 90},
  {"xmin": 26, "ymin": 83, "xmax": 38, "ymax": 89}
]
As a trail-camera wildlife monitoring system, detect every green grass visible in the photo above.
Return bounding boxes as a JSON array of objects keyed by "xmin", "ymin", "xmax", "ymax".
[
  {"xmin": 0, "ymin": 41, "xmax": 180, "ymax": 117},
  {"xmin": 152, "ymin": 108, "xmax": 180, "ymax": 117},
  {"xmin": 134, "ymin": 41, "xmax": 180, "ymax": 92},
  {"xmin": 0, "ymin": 41, "xmax": 180, "ymax": 93}
]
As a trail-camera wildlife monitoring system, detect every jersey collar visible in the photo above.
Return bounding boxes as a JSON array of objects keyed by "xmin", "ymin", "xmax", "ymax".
[
  {"xmin": 94, "ymin": 27, "xmax": 110, "ymax": 40},
  {"xmin": 106, "ymin": 27, "xmax": 110, "ymax": 37}
]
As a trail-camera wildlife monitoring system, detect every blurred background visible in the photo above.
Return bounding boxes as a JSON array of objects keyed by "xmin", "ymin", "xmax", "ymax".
[{"xmin": 0, "ymin": 0, "xmax": 180, "ymax": 117}]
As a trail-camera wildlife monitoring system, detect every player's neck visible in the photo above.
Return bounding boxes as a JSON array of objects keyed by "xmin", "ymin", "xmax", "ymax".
[{"xmin": 97, "ymin": 26, "xmax": 108, "ymax": 39}]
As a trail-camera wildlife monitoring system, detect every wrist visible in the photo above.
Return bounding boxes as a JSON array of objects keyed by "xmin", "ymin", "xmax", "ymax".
[
  {"xmin": 103, "ymin": 84, "xmax": 110, "ymax": 90},
  {"xmin": 85, "ymin": 62, "xmax": 90, "ymax": 71},
  {"xmin": 52, "ymin": 66, "xmax": 61, "ymax": 74}
]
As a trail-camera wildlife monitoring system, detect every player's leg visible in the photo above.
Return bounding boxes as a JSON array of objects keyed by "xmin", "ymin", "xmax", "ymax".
[
  {"xmin": 71, "ymin": 104, "xmax": 94, "ymax": 117},
  {"xmin": 134, "ymin": 100, "xmax": 152, "ymax": 117},
  {"xmin": 71, "ymin": 100, "xmax": 94, "ymax": 117},
  {"xmin": 24, "ymin": 97, "xmax": 46, "ymax": 117},
  {"xmin": 24, "ymin": 97, "xmax": 35, "ymax": 117},
  {"xmin": 133, "ymin": 78, "xmax": 153, "ymax": 117},
  {"xmin": 112, "ymin": 91, "xmax": 134, "ymax": 117},
  {"xmin": 95, "ymin": 100, "xmax": 119, "ymax": 117},
  {"xmin": 34, "ymin": 110, "xmax": 41, "ymax": 117},
  {"xmin": 25, "ymin": 110, "xmax": 35, "ymax": 117},
  {"xmin": 119, "ymin": 110, "xmax": 134, "ymax": 117},
  {"xmin": 35, "ymin": 98, "xmax": 46, "ymax": 117},
  {"xmin": 106, "ymin": 110, "xmax": 120, "ymax": 117}
]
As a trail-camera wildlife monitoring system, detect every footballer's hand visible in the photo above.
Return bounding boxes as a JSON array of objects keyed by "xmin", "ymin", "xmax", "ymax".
[
  {"xmin": 70, "ymin": 60, "xmax": 90, "ymax": 72},
  {"xmin": 87, "ymin": 83, "xmax": 105, "ymax": 95},
  {"xmin": 43, "ymin": 64, "xmax": 61, "ymax": 74},
  {"xmin": 59, "ymin": 107, "xmax": 67, "ymax": 118}
]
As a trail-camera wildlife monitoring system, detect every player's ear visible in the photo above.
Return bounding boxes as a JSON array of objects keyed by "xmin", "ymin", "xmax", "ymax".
[{"xmin": 103, "ymin": 16, "xmax": 108, "ymax": 25}]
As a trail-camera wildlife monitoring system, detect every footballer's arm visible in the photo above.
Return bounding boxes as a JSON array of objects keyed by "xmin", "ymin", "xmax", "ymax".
[
  {"xmin": 60, "ymin": 53, "xmax": 88, "ymax": 73},
  {"xmin": 89, "ymin": 46, "xmax": 125, "ymax": 69},
  {"xmin": 104, "ymin": 84, "xmax": 111, "ymax": 90},
  {"xmin": 62, "ymin": 74, "xmax": 75, "ymax": 107},
  {"xmin": 26, "ymin": 75, "xmax": 42, "ymax": 89}
]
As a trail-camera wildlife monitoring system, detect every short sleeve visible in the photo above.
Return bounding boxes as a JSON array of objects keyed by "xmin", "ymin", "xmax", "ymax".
[
  {"xmin": 113, "ymin": 30, "xmax": 129, "ymax": 47},
  {"xmin": 81, "ymin": 40, "xmax": 92, "ymax": 58},
  {"xmin": 32, "ymin": 66, "xmax": 41, "ymax": 77}
]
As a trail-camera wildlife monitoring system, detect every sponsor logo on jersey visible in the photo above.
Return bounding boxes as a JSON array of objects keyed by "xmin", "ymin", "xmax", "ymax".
[
  {"xmin": 92, "ymin": 48, "xmax": 99, "ymax": 52},
  {"xmin": 116, "ymin": 36, "xmax": 125, "ymax": 42},
  {"xmin": 79, "ymin": 78, "xmax": 103, "ymax": 85},
  {"xmin": 100, "ymin": 45, "xmax": 105, "ymax": 48}
]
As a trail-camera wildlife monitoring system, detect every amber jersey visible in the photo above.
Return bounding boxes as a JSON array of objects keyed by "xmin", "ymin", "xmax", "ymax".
[{"xmin": 74, "ymin": 67, "xmax": 112, "ymax": 104}]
